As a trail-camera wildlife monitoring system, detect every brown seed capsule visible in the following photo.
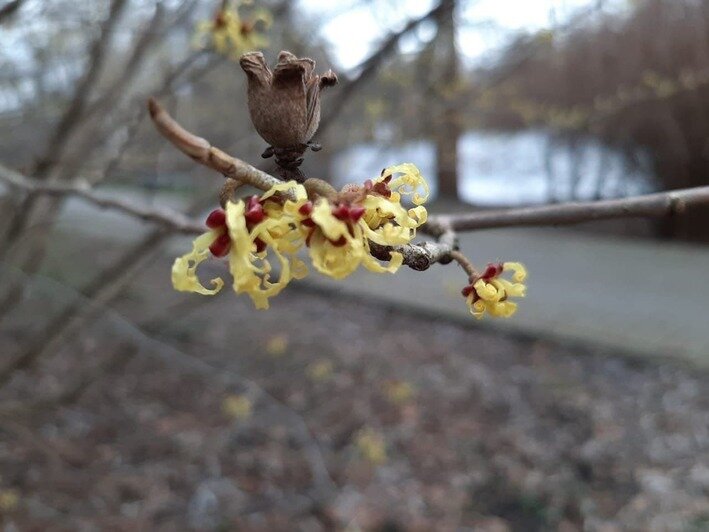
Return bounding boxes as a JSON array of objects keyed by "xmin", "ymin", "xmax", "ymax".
[{"xmin": 239, "ymin": 50, "xmax": 338, "ymax": 149}]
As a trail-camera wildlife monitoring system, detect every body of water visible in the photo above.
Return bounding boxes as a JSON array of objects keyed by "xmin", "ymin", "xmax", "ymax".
[{"xmin": 331, "ymin": 130, "xmax": 653, "ymax": 205}]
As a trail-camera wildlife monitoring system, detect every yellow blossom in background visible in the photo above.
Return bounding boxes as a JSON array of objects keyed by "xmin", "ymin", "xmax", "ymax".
[
  {"xmin": 365, "ymin": 99, "xmax": 386, "ymax": 121},
  {"xmin": 0, "ymin": 489, "xmax": 19, "ymax": 512},
  {"xmin": 306, "ymin": 360, "xmax": 334, "ymax": 382},
  {"xmin": 463, "ymin": 262, "xmax": 527, "ymax": 319},
  {"xmin": 536, "ymin": 29, "xmax": 555, "ymax": 45},
  {"xmin": 384, "ymin": 380, "xmax": 415, "ymax": 405},
  {"xmin": 222, "ymin": 394, "xmax": 252, "ymax": 420},
  {"xmin": 355, "ymin": 428, "xmax": 386, "ymax": 465},
  {"xmin": 265, "ymin": 334, "xmax": 288, "ymax": 357},
  {"xmin": 194, "ymin": 0, "xmax": 271, "ymax": 59}
]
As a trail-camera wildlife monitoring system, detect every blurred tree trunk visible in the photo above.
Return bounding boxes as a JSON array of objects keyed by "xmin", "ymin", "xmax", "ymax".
[{"xmin": 434, "ymin": 0, "xmax": 461, "ymax": 200}]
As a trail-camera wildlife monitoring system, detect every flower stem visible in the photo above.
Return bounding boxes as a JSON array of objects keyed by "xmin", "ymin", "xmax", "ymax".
[{"xmin": 449, "ymin": 250, "xmax": 479, "ymax": 281}]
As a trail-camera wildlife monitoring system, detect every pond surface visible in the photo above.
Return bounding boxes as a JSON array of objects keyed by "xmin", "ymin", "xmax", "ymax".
[{"xmin": 331, "ymin": 130, "xmax": 653, "ymax": 205}]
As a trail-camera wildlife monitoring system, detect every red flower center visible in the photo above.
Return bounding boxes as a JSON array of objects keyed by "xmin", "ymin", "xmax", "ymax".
[
  {"xmin": 461, "ymin": 263, "xmax": 505, "ymax": 302},
  {"xmin": 364, "ymin": 175, "xmax": 393, "ymax": 199},
  {"xmin": 299, "ymin": 201, "xmax": 363, "ymax": 248},
  {"xmin": 204, "ymin": 200, "xmax": 269, "ymax": 258},
  {"xmin": 244, "ymin": 196, "xmax": 265, "ymax": 228},
  {"xmin": 205, "ymin": 209, "xmax": 230, "ymax": 257},
  {"xmin": 213, "ymin": 11, "xmax": 227, "ymax": 29}
]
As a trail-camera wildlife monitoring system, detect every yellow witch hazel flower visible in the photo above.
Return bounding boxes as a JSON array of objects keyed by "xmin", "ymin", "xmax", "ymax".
[
  {"xmin": 462, "ymin": 262, "xmax": 527, "ymax": 319},
  {"xmin": 172, "ymin": 166, "xmax": 429, "ymax": 306},
  {"xmin": 283, "ymin": 163, "xmax": 429, "ymax": 280},
  {"xmin": 194, "ymin": 0, "xmax": 272, "ymax": 59},
  {"xmin": 171, "ymin": 181, "xmax": 307, "ymax": 309}
]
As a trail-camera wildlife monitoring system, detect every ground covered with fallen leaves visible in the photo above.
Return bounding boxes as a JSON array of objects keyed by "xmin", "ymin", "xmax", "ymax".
[{"xmin": 1, "ymin": 262, "xmax": 709, "ymax": 531}]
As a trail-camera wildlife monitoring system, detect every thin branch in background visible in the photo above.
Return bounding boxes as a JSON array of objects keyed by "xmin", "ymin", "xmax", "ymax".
[
  {"xmin": 319, "ymin": 0, "xmax": 450, "ymax": 132},
  {"xmin": 32, "ymin": 0, "xmax": 129, "ymax": 179},
  {"xmin": 0, "ymin": 52, "xmax": 221, "ymax": 321},
  {"xmin": 0, "ymin": 0, "xmax": 307, "ymax": 388},
  {"xmin": 0, "ymin": 267, "xmax": 336, "ymax": 511},
  {"xmin": 0, "ymin": 229, "xmax": 169, "ymax": 387},
  {"xmin": 440, "ymin": 186, "xmax": 709, "ymax": 232},
  {"xmin": 79, "ymin": 1, "xmax": 168, "ymax": 124},
  {"xmin": 0, "ymin": 0, "xmax": 24, "ymax": 23},
  {"xmin": 0, "ymin": 163, "xmax": 203, "ymax": 234},
  {"xmin": 0, "ymin": 0, "xmax": 129, "ymax": 256}
]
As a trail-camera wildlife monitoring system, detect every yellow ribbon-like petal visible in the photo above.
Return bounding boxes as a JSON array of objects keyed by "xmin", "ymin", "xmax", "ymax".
[
  {"xmin": 226, "ymin": 201, "xmax": 295, "ymax": 310},
  {"xmin": 311, "ymin": 200, "xmax": 351, "ymax": 241},
  {"xmin": 171, "ymin": 230, "xmax": 225, "ymax": 295},
  {"xmin": 380, "ymin": 163, "xmax": 430, "ymax": 206},
  {"xmin": 308, "ymin": 230, "xmax": 362, "ymax": 280},
  {"xmin": 503, "ymin": 262, "xmax": 528, "ymax": 283}
]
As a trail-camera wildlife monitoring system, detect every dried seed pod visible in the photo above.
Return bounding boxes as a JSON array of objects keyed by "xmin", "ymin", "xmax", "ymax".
[{"xmin": 240, "ymin": 50, "xmax": 338, "ymax": 149}]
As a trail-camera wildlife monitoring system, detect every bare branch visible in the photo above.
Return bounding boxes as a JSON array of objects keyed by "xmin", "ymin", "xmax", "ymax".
[
  {"xmin": 370, "ymin": 219, "xmax": 457, "ymax": 271},
  {"xmin": 0, "ymin": 0, "xmax": 24, "ymax": 23},
  {"xmin": 0, "ymin": 163, "xmax": 204, "ymax": 234},
  {"xmin": 80, "ymin": 1, "xmax": 168, "ymax": 123},
  {"xmin": 440, "ymin": 187, "xmax": 709, "ymax": 232},
  {"xmin": 320, "ymin": 0, "xmax": 449, "ymax": 132},
  {"xmin": 148, "ymin": 98, "xmax": 284, "ymax": 192},
  {"xmin": 370, "ymin": 239, "xmax": 456, "ymax": 271},
  {"xmin": 33, "ymin": 0, "xmax": 129, "ymax": 178}
]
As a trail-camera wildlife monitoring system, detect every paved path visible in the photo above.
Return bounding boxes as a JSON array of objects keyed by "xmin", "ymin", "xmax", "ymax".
[
  {"xmin": 47, "ymin": 194, "xmax": 709, "ymax": 367},
  {"xmin": 305, "ymin": 227, "xmax": 709, "ymax": 367}
]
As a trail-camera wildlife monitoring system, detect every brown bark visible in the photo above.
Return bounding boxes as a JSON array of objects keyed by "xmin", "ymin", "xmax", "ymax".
[{"xmin": 434, "ymin": 0, "xmax": 461, "ymax": 200}]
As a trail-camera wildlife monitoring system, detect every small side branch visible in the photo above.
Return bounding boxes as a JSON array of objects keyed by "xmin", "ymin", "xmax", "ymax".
[
  {"xmin": 0, "ymin": 163, "xmax": 203, "ymax": 234},
  {"xmin": 440, "ymin": 187, "xmax": 709, "ymax": 232},
  {"xmin": 370, "ymin": 221, "xmax": 458, "ymax": 271}
]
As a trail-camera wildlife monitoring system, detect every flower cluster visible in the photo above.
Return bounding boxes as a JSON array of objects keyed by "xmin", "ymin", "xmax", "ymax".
[
  {"xmin": 285, "ymin": 163, "xmax": 428, "ymax": 279},
  {"xmin": 194, "ymin": 1, "xmax": 271, "ymax": 59},
  {"xmin": 462, "ymin": 262, "xmax": 527, "ymax": 319},
  {"xmin": 172, "ymin": 164, "xmax": 429, "ymax": 309}
]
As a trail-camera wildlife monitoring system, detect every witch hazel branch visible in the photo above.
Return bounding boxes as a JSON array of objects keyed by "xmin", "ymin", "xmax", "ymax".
[{"xmin": 155, "ymin": 50, "xmax": 525, "ymax": 319}]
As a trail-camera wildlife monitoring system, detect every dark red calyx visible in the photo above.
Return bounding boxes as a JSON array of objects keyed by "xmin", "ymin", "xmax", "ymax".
[
  {"xmin": 461, "ymin": 284, "xmax": 481, "ymax": 303},
  {"xmin": 254, "ymin": 237, "xmax": 266, "ymax": 253},
  {"xmin": 305, "ymin": 227, "xmax": 317, "ymax": 247},
  {"xmin": 302, "ymin": 218, "xmax": 316, "ymax": 228},
  {"xmin": 209, "ymin": 232, "xmax": 231, "ymax": 257},
  {"xmin": 329, "ymin": 235, "xmax": 348, "ymax": 247},
  {"xmin": 245, "ymin": 196, "xmax": 265, "ymax": 225},
  {"xmin": 372, "ymin": 182, "xmax": 392, "ymax": 198},
  {"xmin": 366, "ymin": 175, "xmax": 393, "ymax": 198},
  {"xmin": 349, "ymin": 206, "xmax": 366, "ymax": 222},
  {"xmin": 481, "ymin": 262, "xmax": 504, "ymax": 281},
  {"xmin": 299, "ymin": 201, "xmax": 314, "ymax": 216},
  {"xmin": 332, "ymin": 202, "xmax": 366, "ymax": 223},
  {"xmin": 205, "ymin": 209, "xmax": 227, "ymax": 229},
  {"xmin": 214, "ymin": 11, "xmax": 227, "ymax": 28},
  {"xmin": 332, "ymin": 203, "xmax": 351, "ymax": 221},
  {"xmin": 240, "ymin": 21, "xmax": 253, "ymax": 37}
]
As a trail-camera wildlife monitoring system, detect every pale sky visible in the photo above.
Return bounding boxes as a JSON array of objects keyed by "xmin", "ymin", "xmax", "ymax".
[{"xmin": 298, "ymin": 0, "xmax": 625, "ymax": 69}]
